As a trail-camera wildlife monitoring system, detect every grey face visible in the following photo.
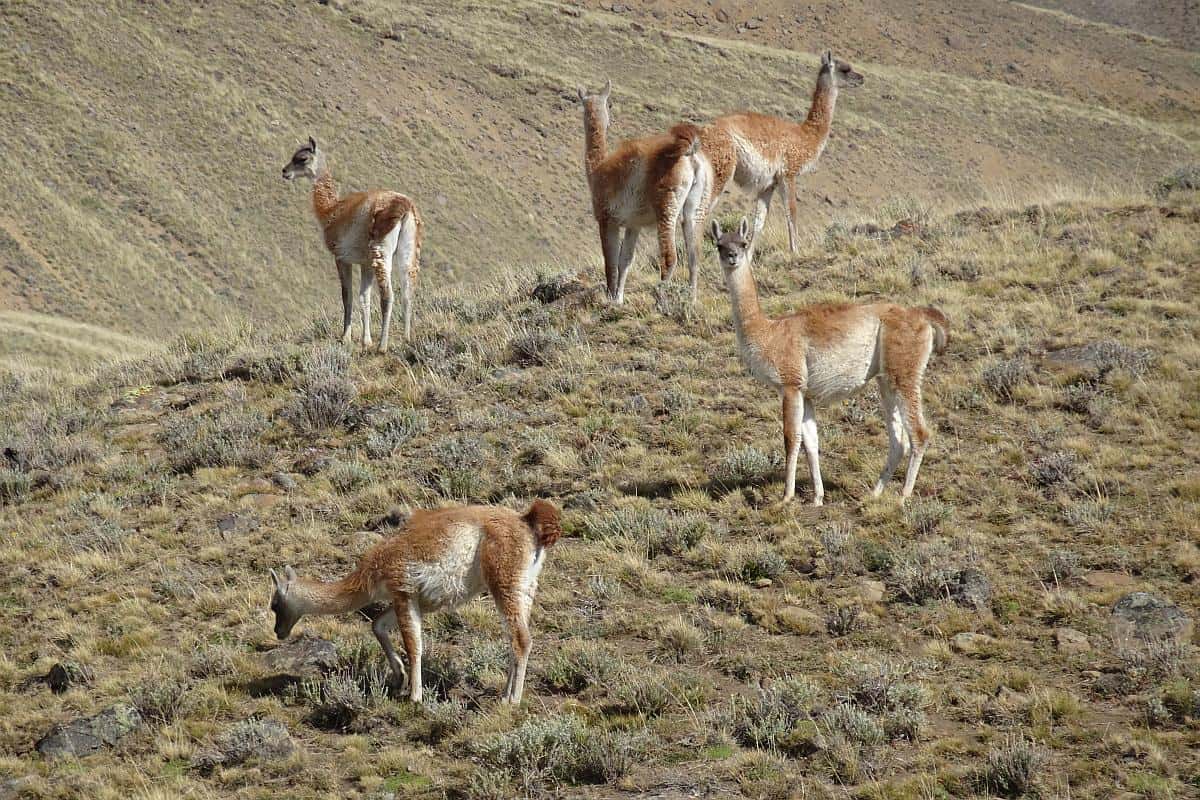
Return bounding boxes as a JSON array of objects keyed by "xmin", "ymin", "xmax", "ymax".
[
  {"xmin": 710, "ymin": 219, "xmax": 752, "ymax": 272},
  {"xmin": 282, "ymin": 136, "xmax": 318, "ymax": 181}
]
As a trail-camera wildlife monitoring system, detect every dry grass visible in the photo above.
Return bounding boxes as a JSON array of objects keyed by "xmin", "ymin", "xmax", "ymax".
[{"xmin": 1, "ymin": 186, "xmax": 1199, "ymax": 797}]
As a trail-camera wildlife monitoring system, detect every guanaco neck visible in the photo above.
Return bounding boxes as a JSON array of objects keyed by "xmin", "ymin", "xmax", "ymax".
[
  {"xmin": 310, "ymin": 157, "xmax": 340, "ymax": 227},
  {"xmin": 803, "ymin": 72, "xmax": 837, "ymax": 141},
  {"xmin": 725, "ymin": 263, "xmax": 770, "ymax": 345},
  {"xmin": 289, "ymin": 575, "xmax": 371, "ymax": 617},
  {"xmin": 582, "ymin": 105, "xmax": 608, "ymax": 176}
]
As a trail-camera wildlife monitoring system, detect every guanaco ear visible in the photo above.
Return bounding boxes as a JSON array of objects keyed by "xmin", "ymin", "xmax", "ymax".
[
  {"xmin": 738, "ymin": 216, "xmax": 751, "ymax": 241},
  {"xmin": 307, "ymin": 135, "xmax": 317, "ymax": 152},
  {"xmin": 710, "ymin": 220, "xmax": 722, "ymax": 243},
  {"xmin": 601, "ymin": 77, "xmax": 612, "ymax": 99},
  {"xmin": 269, "ymin": 568, "xmax": 282, "ymax": 590},
  {"xmin": 285, "ymin": 565, "xmax": 298, "ymax": 584},
  {"xmin": 821, "ymin": 50, "xmax": 832, "ymax": 67},
  {"xmin": 577, "ymin": 86, "xmax": 586, "ymax": 101}
]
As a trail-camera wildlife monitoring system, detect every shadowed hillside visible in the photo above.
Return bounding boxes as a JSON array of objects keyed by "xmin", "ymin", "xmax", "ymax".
[
  {"xmin": 1, "ymin": 0, "xmax": 1196, "ymax": 371},
  {"xmin": 1, "ymin": 188, "xmax": 1197, "ymax": 798}
]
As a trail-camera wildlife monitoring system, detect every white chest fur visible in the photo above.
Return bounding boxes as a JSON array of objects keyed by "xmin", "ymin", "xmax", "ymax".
[{"xmin": 405, "ymin": 523, "xmax": 486, "ymax": 612}]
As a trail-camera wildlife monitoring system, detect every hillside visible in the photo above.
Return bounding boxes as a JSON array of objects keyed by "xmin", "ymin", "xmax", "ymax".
[
  {"xmin": 1, "ymin": 187, "xmax": 1197, "ymax": 798},
  {"xmin": 1, "ymin": 0, "xmax": 1197, "ymax": 373}
]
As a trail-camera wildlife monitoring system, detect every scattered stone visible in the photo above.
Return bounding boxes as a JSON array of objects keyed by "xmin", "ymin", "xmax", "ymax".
[
  {"xmin": 855, "ymin": 579, "xmax": 886, "ymax": 604},
  {"xmin": 1110, "ymin": 592, "xmax": 1193, "ymax": 645},
  {"xmin": 45, "ymin": 661, "xmax": 94, "ymax": 694},
  {"xmin": 753, "ymin": 578, "xmax": 773, "ymax": 589},
  {"xmin": 951, "ymin": 632, "xmax": 996, "ymax": 655},
  {"xmin": 194, "ymin": 717, "xmax": 294, "ymax": 772},
  {"xmin": 36, "ymin": 704, "xmax": 143, "ymax": 759},
  {"xmin": 216, "ymin": 513, "xmax": 259, "ymax": 536},
  {"xmin": 715, "ymin": 8, "xmax": 729, "ymax": 23},
  {"xmin": 1082, "ymin": 570, "xmax": 1133, "ymax": 590},
  {"xmin": 271, "ymin": 472, "xmax": 299, "ymax": 492},
  {"xmin": 745, "ymin": 17, "xmax": 762, "ymax": 29},
  {"xmin": 249, "ymin": 635, "xmax": 338, "ymax": 696},
  {"xmin": 1054, "ymin": 627, "xmax": 1091, "ymax": 654},
  {"xmin": 0, "ymin": 777, "xmax": 33, "ymax": 800},
  {"xmin": 951, "ymin": 569, "xmax": 992, "ymax": 610}
]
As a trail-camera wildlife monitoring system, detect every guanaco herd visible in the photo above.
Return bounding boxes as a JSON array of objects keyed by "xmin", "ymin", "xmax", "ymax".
[{"xmin": 275, "ymin": 52, "xmax": 950, "ymax": 705}]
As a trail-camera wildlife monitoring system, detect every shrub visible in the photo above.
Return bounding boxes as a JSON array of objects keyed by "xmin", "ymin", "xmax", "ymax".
[
  {"xmin": 3, "ymin": 406, "xmax": 102, "ymax": 473},
  {"xmin": 300, "ymin": 671, "xmax": 369, "ymax": 730},
  {"xmin": 583, "ymin": 506, "xmax": 708, "ymax": 558},
  {"xmin": 286, "ymin": 344, "xmax": 357, "ymax": 433},
  {"xmin": 159, "ymin": 407, "xmax": 268, "ymax": 472},
  {"xmin": 1062, "ymin": 497, "xmax": 1114, "ymax": 534},
  {"xmin": 653, "ymin": 281, "xmax": 696, "ymax": 324},
  {"xmin": 543, "ymin": 641, "xmax": 619, "ymax": 694},
  {"xmin": 825, "ymin": 605, "xmax": 866, "ymax": 637},
  {"xmin": 1029, "ymin": 451, "xmax": 1077, "ymax": 490},
  {"xmin": 508, "ymin": 323, "xmax": 571, "ymax": 367},
  {"xmin": 819, "ymin": 703, "xmax": 885, "ymax": 747},
  {"xmin": 610, "ymin": 674, "xmax": 672, "ymax": 717},
  {"xmin": 0, "ymin": 468, "xmax": 33, "ymax": 503},
  {"xmin": 819, "ymin": 522, "xmax": 860, "ymax": 576},
  {"xmin": 656, "ymin": 617, "xmax": 704, "ymax": 663},
  {"xmin": 130, "ymin": 675, "xmax": 190, "ymax": 725},
  {"xmin": 723, "ymin": 676, "xmax": 819, "ymax": 753},
  {"xmin": 364, "ymin": 406, "xmax": 427, "ymax": 459},
  {"xmin": 428, "ymin": 435, "xmax": 487, "ymax": 499},
  {"xmin": 174, "ymin": 332, "xmax": 236, "ymax": 383},
  {"xmin": 472, "ymin": 713, "xmax": 636, "ymax": 791},
  {"xmin": 981, "ymin": 357, "xmax": 1033, "ymax": 402},
  {"xmin": 711, "ymin": 446, "xmax": 778, "ymax": 488},
  {"xmin": 903, "ymin": 497, "xmax": 953, "ymax": 536},
  {"xmin": 736, "ymin": 545, "xmax": 787, "ymax": 583},
  {"xmin": 1154, "ymin": 164, "xmax": 1200, "ymax": 198},
  {"xmin": 979, "ymin": 734, "xmax": 1047, "ymax": 797},
  {"xmin": 327, "ymin": 459, "xmax": 373, "ymax": 494},
  {"xmin": 889, "ymin": 538, "xmax": 966, "ymax": 603},
  {"xmin": 1041, "ymin": 549, "xmax": 1080, "ymax": 583}
]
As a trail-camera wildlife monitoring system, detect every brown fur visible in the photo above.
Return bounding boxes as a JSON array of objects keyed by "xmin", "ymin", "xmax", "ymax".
[
  {"xmin": 712, "ymin": 217, "xmax": 943, "ymax": 504},
  {"xmin": 269, "ymin": 501, "xmax": 560, "ymax": 704},
  {"xmin": 699, "ymin": 54, "xmax": 862, "ymax": 252},
  {"xmin": 580, "ymin": 84, "xmax": 705, "ymax": 300}
]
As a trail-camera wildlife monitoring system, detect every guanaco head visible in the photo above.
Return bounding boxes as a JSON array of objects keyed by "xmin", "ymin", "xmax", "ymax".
[
  {"xmin": 281, "ymin": 136, "xmax": 321, "ymax": 181},
  {"xmin": 576, "ymin": 78, "xmax": 612, "ymax": 134},
  {"xmin": 268, "ymin": 566, "xmax": 302, "ymax": 639},
  {"xmin": 710, "ymin": 217, "xmax": 753, "ymax": 274},
  {"xmin": 819, "ymin": 50, "xmax": 865, "ymax": 89}
]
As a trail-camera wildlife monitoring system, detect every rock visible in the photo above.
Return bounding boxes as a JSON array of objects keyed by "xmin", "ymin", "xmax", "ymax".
[
  {"xmin": 0, "ymin": 777, "xmax": 33, "ymax": 800},
  {"xmin": 855, "ymin": 580, "xmax": 886, "ymax": 604},
  {"xmin": 195, "ymin": 717, "xmax": 294, "ymax": 772},
  {"xmin": 45, "ymin": 661, "xmax": 94, "ymax": 694},
  {"xmin": 775, "ymin": 607, "xmax": 823, "ymax": 635},
  {"xmin": 36, "ymin": 704, "xmax": 143, "ymax": 759},
  {"xmin": 1082, "ymin": 570, "xmax": 1134, "ymax": 590},
  {"xmin": 1110, "ymin": 592, "xmax": 1193, "ymax": 645},
  {"xmin": 951, "ymin": 569, "xmax": 992, "ymax": 610},
  {"xmin": 531, "ymin": 272, "xmax": 590, "ymax": 304},
  {"xmin": 753, "ymin": 578, "xmax": 773, "ymax": 589},
  {"xmin": 715, "ymin": 8, "xmax": 729, "ymax": 23},
  {"xmin": 249, "ymin": 635, "xmax": 337, "ymax": 695},
  {"xmin": 271, "ymin": 472, "xmax": 299, "ymax": 492},
  {"xmin": 1054, "ymin": 627, "xmax": 1091, "ymax": 654},
  {"xmin": 950, "ymin": 632, "xmax": 995, "ymax": 655},
  {"xmin": 745, "ymin": 17, "xmax": 762, "ymax": 29},
  {"xmin": 216, "ymin": 513, "xmax": 259, "ymax": 536}
]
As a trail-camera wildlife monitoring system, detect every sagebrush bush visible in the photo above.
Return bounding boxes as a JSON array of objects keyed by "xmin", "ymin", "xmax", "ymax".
[
  {"xmin": 723, "ymin": 676, "xmax": 819, "ymax": 753},
  {"xmin": 471, "ymin": 713, "xmax": 635, "ymax": 791},
  {"xmin": 364, "ymin": 406, "xmax": 427, "ymax": 458},
  {"xmin": 286, "ymin": 344, "xmax": 357, "ymax": 433},
  {"xmin": 819, "ymin": 522, "xmax": 861, "ymax": 576},
  {"xmin": 129, "ymin": 674, "xmax": 190, "ymax": 726},
  {"xmin": 327, "ymin": 459, "xmax": 373, "ymax": 494},
  {"xmin": 980, "ymin": 734, "xmax": 1047, "ymax": 797},
  {"xmin": 0, "ymin": 467, "xmax": 32, "ymax": 503},
  {"xmin": 300, "ymin": 671, "xmax": 370, "ymax": 730},
  {"xmin": 1029, "ymin": 451, "xmax": 1077, "ymax": 490},
  {"xmin": 736, "ymin": 545, "xmax": 787, "ymax": 583},
  {"xmin": 657, "ymin": 617, "xmax": 704, "ymax": 663},
  {"xmin": 583, "ymin": 506, "xmax": 708, "ymax": 558},
  {"xmin": 3, "ymin": 406, "xmax": 102, "ymax": 473},
  {"xmin": 889, "ymin": 538, "xmax": 967, "ymax": 603},
  {"xmin": 903, "ymin": 497, "xmax": 953, "ymax": 536},
  {"xmin": 159, "ymin": 406, "xmax": 268, "ymax": 472},
  {"xmin": 428, "ymin": 434, "xmax": 487, "ymax": 499},
  {"xmin": 826, "ymin": 605, "xmax": 866, "ymax": 637},
  {"xmin": 543, "ymin": 640, "xmax": 618, "ymax": 694},
  {"xmin": 981, "ymin": 357, "xmax": 1033, "ymax": 402},
  {"xmin": 711, "ymin": 445, "xmax": 778, "ymax": 487},
  {"xmin": 653, "ymin": 281, "xmax": 696, "ymax": 324},
  {"xmin": 1062, "ymin": 497, "xmax": 1114, "ymax": 534},
  {"xmin": 508, "ymin": 323, "xmax": 572, "ymax": 366}
]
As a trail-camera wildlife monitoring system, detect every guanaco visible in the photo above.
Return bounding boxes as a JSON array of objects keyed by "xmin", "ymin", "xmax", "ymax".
[
  {"xmin": 579, "ymin": 80, "xmax": 708, "ymax": 302},
  {"xmin": 282, "ymin": 137, "xmax": 422, "ymax": 351},
  {"xmin": 711, "ymin": 217, "xmax": 947, "ymax": 505},
  {"xmin": 698, "ymin": 52, "xmax": 863, "ymax": 254},
  {"xmin": 269, "ymin": 500, "xmax": 562, "ymax": 704}
]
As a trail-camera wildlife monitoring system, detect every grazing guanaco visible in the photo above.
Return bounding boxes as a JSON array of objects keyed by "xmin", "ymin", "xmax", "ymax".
[
  {"xmin": 698, "ymin": 51, "xmax": 863, "ymax": 254},
  {"xmin": 579, "ymin": 80, "xmax": 708, "ymax": 303},
  {"xmin": 711, "ymin": 217, "xmax": 948, "ymax": 505},
  {"xmin": 282, "ymin": 137, "xmax": 422, "ymax": 351},
  {"xmin": 269, "ymin": 501, "xmax": 562, "ymax": 704}
]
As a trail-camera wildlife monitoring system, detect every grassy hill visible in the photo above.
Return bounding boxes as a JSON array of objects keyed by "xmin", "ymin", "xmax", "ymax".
[
  {"xmin": 1, "ymin": 186, "xmax": 1197, "ymax": 798},
  {"xmin": 1, "ymin": 0, "xmax": 1197, "ymax": 372}
]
